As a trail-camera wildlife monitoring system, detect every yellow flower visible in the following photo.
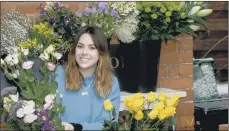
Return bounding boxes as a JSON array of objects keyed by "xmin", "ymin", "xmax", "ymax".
[
  {"xmin": 147, "ymin": 92, "xmax": 156, "ymax": 103},
  {"xmin": 154, "ymin": 101, "xmax": 165, "ymax": 111},
  {"xmin": 165, "ymin": 11, "xmax": 171, "ymax": 17},
  {"xmin": 171, "ymin": 93, "xmax": 180, "ymax": 100},
  {"xmin": 158, "ymin": 93, "xmax": 168, "ymax": 102},
  {"xmin": 160, "ymin": 6, "xmax": 167, "ymax": 13},
  {"xmin": 165, "ymin": 107, "xmax": 176, "ymax": 117},
  {"xmin": 148, "ymin": 109, "xmax": 158, "ymax": 120},
  {"xmin": 165, "ymin": 17, "xmax": 171, "ymax": 23},
  {"xmin": 158, "ymin": 110, "xmax": 167, "ymax": 120},
  {"xmin": 134, "ymin": 93, "xmax": 144, "ymax": 100},
  {"xmin": 124, "ymin": 95, "xmax": 134, "ymax": 107},
  {"xmin": 131, "ymin": 98, "xmax": 144, "ymax": 112},
  {"xmin": 151, "ymin": 14, "xmax": 158, "ymax": 19},
  {"xmin": 144, "ymin": 7, "xmax": 151, "ymax": 13},
  {"xmin": 134, "ymin": 110, "xmax": 144, "ymax": 121},
  {"xmin": 104, "ymin": 99, "xmax": 113, "ymax": 112},
  {"xmin": 180, "ymin": 12, "xmax": 186, "ymax": 19},
  {"xmin": 165, "ymin": 98, "xmax": 177, "ymax": 107}
]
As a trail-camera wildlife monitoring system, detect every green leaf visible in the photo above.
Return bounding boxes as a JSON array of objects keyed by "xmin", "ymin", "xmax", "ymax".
[{"xmin": 111, "ymin": 122, "xmax": 119, "ymax": 130}]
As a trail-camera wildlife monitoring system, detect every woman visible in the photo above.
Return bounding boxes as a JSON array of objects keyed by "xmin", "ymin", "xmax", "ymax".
[{"xmin": 55, "ymin": 26, "xmax": 120, "ymax": 130}]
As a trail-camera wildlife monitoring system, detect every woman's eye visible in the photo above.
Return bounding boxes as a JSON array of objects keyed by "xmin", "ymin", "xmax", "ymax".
[
  {"xmin": 77, "ymin": 45, "xmax": 83, "ymax": 48},
  {"xmin": 90, "ymin": 47, "xmax": 96, "ymax": 50}
]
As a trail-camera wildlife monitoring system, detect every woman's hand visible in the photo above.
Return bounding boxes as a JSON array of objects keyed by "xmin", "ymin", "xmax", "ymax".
[{"xmin": 62, "ymin": 122, "xmax": 74, "ymax": 130}]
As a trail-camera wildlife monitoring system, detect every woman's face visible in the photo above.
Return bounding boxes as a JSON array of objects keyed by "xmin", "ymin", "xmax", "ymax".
[{"xmin": 75, "ymin": 33, "xmax": 99, "ymax": 70}]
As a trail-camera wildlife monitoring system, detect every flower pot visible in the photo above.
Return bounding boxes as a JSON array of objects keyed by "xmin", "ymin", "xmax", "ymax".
[{"xmin": 108, "ymin": 40, "xmax": 162, "ymax": 93}]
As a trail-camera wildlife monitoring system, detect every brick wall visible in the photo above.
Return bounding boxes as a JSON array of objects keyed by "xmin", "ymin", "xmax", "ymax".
[{"xmin": 1, "ymin": 2, "xmax": 195, "ymax": 130}]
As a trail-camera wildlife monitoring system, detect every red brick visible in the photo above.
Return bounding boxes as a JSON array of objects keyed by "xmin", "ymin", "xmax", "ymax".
[
  {"xmin": 61, "ymin": 2, "xmax": 91, "ymax": 12},
  {"xmin": 160, "ymin": 77, "xmax": 193, "ymax": 89},
  {"xmin": 161, "ymin": 40, "xmax": 177, "ymax": 52},
  {"xmin": 156, "ymin": 78, "xmax": 161, "ymax": 88},
  {"xmin": 158, "ymin": 65, "xmax": 167, "ymax": 77},
  {"xmin": 168, "ymin": 64, "xmax": 179, "ymax": 77},
  {"xmin": 15, "ymin": 2, "xmax": 42, "ymax": 14},
  {"xmin": 179, "ymin": 89, "xmax": 194, "ymax": 102},
  {"xmin": 178, "ymin": 64, "xmax": 193, "ymax": 76},
  {"xmin": 179, "ymin": 51, "xmax": 193, "ymax": 63},
  {"xmin": 177, "ymin": 37, "xmax": 193, "ymax": 51},
  {"xmin": 160, "ymin": 52, "xmax": 179, "ymax": 64},
  {"xmin": 176, "ymin": 102, "xmax": 194, "ymax": 117},
  {"xmin": 176, "ymin": 115, "xmax": 194, "ymax": 128},
  {"xmin": 1, "ymin": 2, "xmax": 16, "ymax": 11}
]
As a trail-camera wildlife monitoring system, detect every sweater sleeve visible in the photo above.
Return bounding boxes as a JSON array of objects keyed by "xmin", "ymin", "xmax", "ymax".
[
  {"xmin": 54, "ymin": 65, "xmax": 65, "ymax": 104},
  {"xmin": 78, "ymin": 77, "xmax": 120, "ymax": 130}
]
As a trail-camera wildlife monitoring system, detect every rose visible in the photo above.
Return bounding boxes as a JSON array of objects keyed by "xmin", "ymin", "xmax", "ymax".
[
  {"xmin": 22, "ymin": 61, "xmax": 34, "ymax": 69},
  {"xmin": 25, "ymin": 100, "xmax": 35, "ymax": 108},
  {"xmin": 104, "ymin": 99, "xmax": 113, "ymax": 111},
  {"xmin": 39, "ymin": 52, "xmax": 49, "ymax": 61},
  {"xmin": 45, "ymin": 94, "xmax": 55, "ymax": 104},
  {"xmin": 147, "ymin": 92, "xmax": 156, "ymax": 103},
  {"xmin": 54, "ymin": 52, "xmax": 63, "ymax": 60},
  {"xmin": 9, "ymin": 92, "xmax": 19, "ymax": 102},
  {"xmin": 46, "ymin": 62, "xmax": 56, "ymax": 71},
  {"xmin": 134, "ymin": 110, "xmax": 144, "ymax": 120},
  {"xmin": 23, "ymin": 114, "xmax": 38, "ymax": 123},
  {"xmin": 17, "ymin": 108, "xmax": 25, "ymax": 118},
  {"xmin": 131, "ymin": 98, "xmax": 144, "ymax": 112},
  {"xmin": 23, "ymin": 105, "xmax": 35, "ymax": 115},
  {"xmin": 22, "ymin": 48, "xmax": 29, "ymax": 56}
]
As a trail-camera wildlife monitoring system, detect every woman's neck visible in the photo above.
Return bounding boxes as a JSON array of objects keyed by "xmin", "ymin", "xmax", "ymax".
[{"xmin": 79, "ymin": 66, "xmax": 96, "ymax": 78}]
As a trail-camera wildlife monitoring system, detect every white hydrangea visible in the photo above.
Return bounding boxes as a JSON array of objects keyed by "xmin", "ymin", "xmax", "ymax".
[{"xmin": 111, "ymin": 2, "xmax": 140, "ymax": 43}]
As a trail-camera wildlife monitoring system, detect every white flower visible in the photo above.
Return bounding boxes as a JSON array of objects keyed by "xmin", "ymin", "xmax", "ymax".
[
  {"xmin": 23, "ymin": 114, "xmax": 37, "ymax": 123},
  {"xmin": 188, "ymin": 6, "xmax": 201, "ymax": 16},
  {"xmin": 39, "ymin": 53, "xmax": 49, "ymax": 61},
  {"xmin": 186, "ymin": 19, "xmax": 194, "ymax": 23},
  {"xmin": 54, "ymin": 52, "xmax": 63, "ymax": 60},
  {"xmin": 45, "ymin": 45, "xmax": 55, "ymax": 54},
  {"xmin": 22, "ymin": 48, "xmax": 29, "ymax": 56},
  {"xmin": 23, "ymin": 105, "xmax": 35, "ymax": 115},
  {"xmin": 81, "ymin": 22, "xmax": 86, "ymax": 27},
  {"xmin": 189, "ymin": 25, "xmax": 200, "ymax": 31},
  {"xmin": 4, "ymin": 55, "xmax": 13, "ymax": 65},
  {"xmin": 1, "ymin": 59, "xmax": 5, "ymax": 66},
  {"xmin": 43, "ymin": 102, "xmax": 53, "ymax": 110},
  {"xmin": 45, "ymin": 94, "xmax": 55, "ymax": 104},
  {"xmin": 9, "ymin": 92, "xmax": 19, "ymax": 102},
  {"xmin": 17, "ymin": 108, "xmax": 25, "ymax": 118},
  {"xmin": 3, "ymin": 103, "xmax": 11, "ymax": 112},
  {"xmin": 46, "ymin": 62, "xmax": 56, "ymax": 71},
  {"xmin": 197, "ymin": 9, "xmax": 213, "ymax": 17},
  {"xmin": 3, "ymin": 97, "xmax": 12, "ymax": 104},
  {"xmin": 22, "ymin": 61, "xmax": 34, "ymax": 69},
  {"xmin": 25, "ymin": 100, "xmax": 35, "ymax": 108}
]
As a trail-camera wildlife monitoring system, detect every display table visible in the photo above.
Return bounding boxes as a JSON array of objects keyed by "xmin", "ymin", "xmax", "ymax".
[
  {"xmin": 194, "ymin": 98, "xmax": 228, "ymax": 131},
  {"xmin": 120, "ymin": 88, "xmax": 187, "ymax": 111}
]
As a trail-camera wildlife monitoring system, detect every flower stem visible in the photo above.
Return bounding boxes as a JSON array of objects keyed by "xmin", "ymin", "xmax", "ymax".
[{"xmin": 141, "ymin": 117, "xmax": 149, "ymax": 129}]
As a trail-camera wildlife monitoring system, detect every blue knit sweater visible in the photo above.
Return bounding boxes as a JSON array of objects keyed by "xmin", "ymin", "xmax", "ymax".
[{"xmin": 55, "ymin": 66, "xmax": 120, "ymax": 130}]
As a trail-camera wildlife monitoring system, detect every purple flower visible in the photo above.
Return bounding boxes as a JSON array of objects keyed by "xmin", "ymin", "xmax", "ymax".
[
  {"xmin": 92, "ymin": 7, "xmax": 97, "ymax": 13},
  {"xmin": 49, "ymin": 16, "xmax": 55, "ymax": 24},
  {"xmin": 111, "ymin": 9, "xmax": 120, "ymax": 19},
  {"xmin": 53, "ymin": 2, "xmax": 59, "ymax": 10},
  {"xmin": 98, "ymin": 2, "xmax": 108, "ymax": 9},
  {"xmin": 64, "ymin": 16, "xmax": 71, "ymax": 25},
  {"xmin": 75, "ymin": 11, "xmax": 82, "ymax": 17},
  {"xmin": 104, "ymin": 8, "xmax": 109, "ymax": 14},
  {"xmin": 97, "ymin": 8, "xmax": 104, "ymax": 13},
  {"xmin": 83, "ymin": 7, "xmax": 92, "ymax": 16}
]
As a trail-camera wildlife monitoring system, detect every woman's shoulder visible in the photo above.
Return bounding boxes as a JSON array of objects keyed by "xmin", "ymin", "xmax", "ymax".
[
  {"xmin": 55, "ymin": 65, "xmax": 65, "ymax": 75},
  {"xmin": 111, "ymin": 75, "xmax": 120, "ymax": 93}
]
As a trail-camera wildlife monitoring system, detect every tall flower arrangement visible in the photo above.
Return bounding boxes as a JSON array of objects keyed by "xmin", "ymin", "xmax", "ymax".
[
  {"xmin": 103, "ymin": 92, "xmax": 180, "ymax": 130},
  {"xmin": 1, "ymin": 9, "xmax": 32, "ymax": 55},
  {"xmin": 109, "ymin": 2, "xmax": 139, "ymax": 43},
  {"xmin": 40, "ymin": 2, "xmax": 81, "ymax": 44},
  {"xmin": 135, "ymin": 1, "xmax": 213, "ymax": 41},
  {"xmin": 0, "ymin": 45, "xmax": 65, "ymax": 130},
  {"xmin": 74, "ymin": 2, "xmax": 120, "ymax": 39}
]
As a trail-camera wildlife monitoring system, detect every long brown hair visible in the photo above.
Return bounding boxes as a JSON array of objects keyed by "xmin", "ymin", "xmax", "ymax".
[{"xmin": 65, "ymin": 26, "xmax": 113, "ymax": 97}]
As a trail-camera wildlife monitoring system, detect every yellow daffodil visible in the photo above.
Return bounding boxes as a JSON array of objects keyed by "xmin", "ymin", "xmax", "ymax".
[
  {"xmin": 158, "ymin": 93, "xmax": 168, "ymax": 102},
  {"xmin": 148, "ymin": 109, "xmax": 158, "ymax": 120},
  {"xmin": 134, "ymin": 110, "xmax": 144, "ymax": 120},
  {"xmin": 154, "ymin": 101, "xmax": 165, "ymax": 111},
  {"xmin": 104, "ymin": 99, "xmax": 113, "ymax": 112},
  {"xmin": 147, "ymin": 92, "xmax": 156, "ymax": 103}
]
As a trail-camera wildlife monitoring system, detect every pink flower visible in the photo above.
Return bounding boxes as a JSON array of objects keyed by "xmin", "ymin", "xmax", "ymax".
[
  {"xmin": 46, "ymin": 62, "xmax": 56, "ymax": 71},
  {"xmin": 22, "ymin": 61, "xmax": 34, "ymax": 69}
]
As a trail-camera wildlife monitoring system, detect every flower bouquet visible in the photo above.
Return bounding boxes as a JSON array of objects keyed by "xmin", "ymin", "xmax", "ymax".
[
  {"xmin": 0, "ymin": 10, "xmax": 68, "ymax": 130},
  {"xmin": 40, "ymin": 2, "xmax": 81, "ymax": 44},
  {"xmin": 103, "ymin": 92, "xmax": 180, "ymax": 130},
  {"xmin": 74, "ymin": 2, "xmax": 120, "ymax": 39},
  {"xmin": 135, "ymin": 1, "xmax": 213, "ymax": 41}
]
